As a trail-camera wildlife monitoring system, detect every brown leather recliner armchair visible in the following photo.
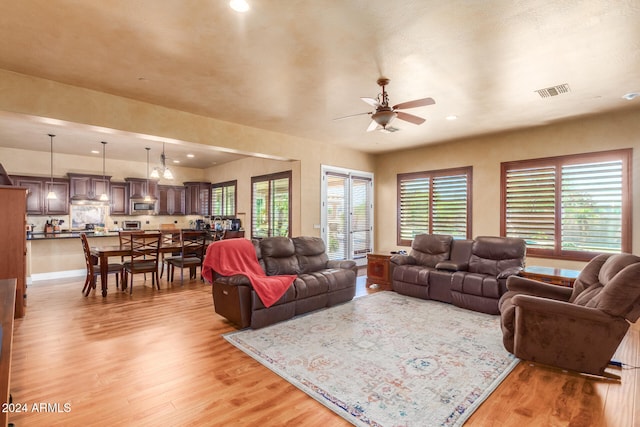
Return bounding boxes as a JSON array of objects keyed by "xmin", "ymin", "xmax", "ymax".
[{"xmin": 499, "ymin": 253, "xmax": 640, "ymax": 377}]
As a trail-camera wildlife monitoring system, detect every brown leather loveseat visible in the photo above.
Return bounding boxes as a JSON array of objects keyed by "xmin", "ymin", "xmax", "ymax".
[
  {"xmin": 390, "ymin": 234, "xmax": 526, "ymax": 314},
  {"xmin": 211, "ymin": 236, "xmax": 357, "ymax": 328}
]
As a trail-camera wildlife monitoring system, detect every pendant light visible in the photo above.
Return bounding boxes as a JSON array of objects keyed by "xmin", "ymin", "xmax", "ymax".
[
  {"xmin": 46, "ymin": 133, "xmax": 57, "ymax": 200},
  {"xmin": 99, "ymin": 141, "xmax": 109, "ymax": 201},
  {"xmin": 150, "ymin": 142, "xmax": 173, "ymax": 180},
  {"xmin": 144, "ymin": 147, "xmax": 152, "ymax": 202}
]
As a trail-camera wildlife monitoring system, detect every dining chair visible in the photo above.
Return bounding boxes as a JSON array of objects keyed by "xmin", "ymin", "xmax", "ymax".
[
  {"xmin": 80, "ymin": 233, "xmax": 123, "ymax": 296},
  {"xmin": 166, "ymin": 230, "xmax": 207, "ymax": 284},
  {"xmin": 159, "ymin": 230, "xmax": 181, "ymax": 278},
  {"xmin": 221, "ymin": 230, "xmax": 245, "ymax": 239},
  {"xmin": 122, "ymin": 232, "xmax": 162, "ymax": 294}
]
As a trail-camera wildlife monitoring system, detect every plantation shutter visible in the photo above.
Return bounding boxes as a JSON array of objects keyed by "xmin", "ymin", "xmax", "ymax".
[
  {"xmin": 432, "ymin": 174, "xmax": 468, "ymax": 238},
  {"xmin": 223, "ymin": 184, "xmax": 236, "ymax": 216},
  {"xmin": 251, "ymin": 172, "xmax": 291, "ymax": 239},
  {"xmin": 211, "ymin": 186, "xmax": 223, "ymax": 216},
  {"xmin": 561, "ymin": 160, "xmax": 623, "ymax": 253},
  {"xmin": 271, "ymin": 176, "xmax": 290, "ymax": 237},
  {"xmin": 504, "ymin": 166, "xmax": 556, "ymax": 249},
  {"xmin": 252, "ymin": 180, "xmax": 269, "ymax": 239},
  {"xmin": 399, "ymin": 176, "xmax": 430, "ymax": 242}
]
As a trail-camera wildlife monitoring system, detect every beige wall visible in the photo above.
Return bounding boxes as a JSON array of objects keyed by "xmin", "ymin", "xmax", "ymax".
[
  {"xmin": 0, "ymin": 70, "xmax": 375, "ymax": 238},
  {"xmin": 374, "ymin": 108, "xmax": 640, "ymax": 270}
]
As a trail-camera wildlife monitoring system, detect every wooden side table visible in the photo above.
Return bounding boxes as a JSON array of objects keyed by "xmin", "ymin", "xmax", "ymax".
[
  {"xmin": 366, "ymin": 253, "xmax": 392, "ymax": 290},
  {"xmin": 521, "ymin": 266, "xmax": 580, "ymax": 288}
]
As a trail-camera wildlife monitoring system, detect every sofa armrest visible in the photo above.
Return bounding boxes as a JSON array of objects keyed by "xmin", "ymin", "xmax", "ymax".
[
  {"xmin": 214, "ymin": 274, "xmax": 252, "ymax": 286},
  {"xmin": 506, "ymin": 275, "xmax": 573, "ymax": 301},
  {"xmin": 436, "ymin": 260, "xmax": 468, "ymax": 271},
  {"xmin": 497, "ymin": 266, "xmax": 523, "ymax": 279},
  {"xmin": 390, "ymin": 255, "xmax": 416, "ymax": 266},
  {"xmin": 327, "ymin": 259, "xmax": 357, "ymax": 270},
  {"xmin": 512, "ymin": 294, "xmax": 613, "ymax": 323}
]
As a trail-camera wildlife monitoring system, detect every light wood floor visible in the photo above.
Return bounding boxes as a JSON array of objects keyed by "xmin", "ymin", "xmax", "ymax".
[{"xmin": 7, "ymin": 274, "xmax": 639, "ymax": 426}]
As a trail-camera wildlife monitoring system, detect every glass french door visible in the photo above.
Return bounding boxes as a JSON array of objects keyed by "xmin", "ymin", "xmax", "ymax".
[{"xmin": 321, "ymin": 166, "xmax": 373, "ymax": 263}]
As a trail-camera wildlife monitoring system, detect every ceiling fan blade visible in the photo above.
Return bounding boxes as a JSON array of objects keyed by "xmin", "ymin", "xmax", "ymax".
[
  {"xmin": 393, "ymin": 97, "xmax": 435, "ymax": 110},
  {"xmin": 333, "ymin": 112, "xmax": 372, "ymax": 121},
  {"xmin": 361, "ymin": 97, "xmax": 380, "ymax": 108},
  {"xmin": 396, "ymin": 111, "xmax": 426, "ymax": 125},
  {"xmin": 366, "ymin": 120, "xmax": 379, "ymax": 132}
]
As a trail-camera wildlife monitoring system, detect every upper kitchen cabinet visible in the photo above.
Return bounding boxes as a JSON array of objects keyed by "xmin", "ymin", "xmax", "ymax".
[
  {"xmin": 44, "ymin": 180, "xmax": 69, "ymax": 215},
  {"xmin": 110, "ymin": 182, "xmax": 129, "ymax": 215},
  {"xmin": 10, "ymin": 175, "xmax": 69, "ymax": 215},
  {"xmin": 68, "ymin": 173, "xmax": 111, "ymax": 201},
  {"xmin": 158, "ymin": 185, "xmax": 186, "ymax": 216},
  {"xmin": 125, "ymin": 178, "xmax": 158, "ymax": 200},
  {"xmin": 11, "ymin": 176, "xmax": 44, "ymax": 214},
  {"xmin": 184, "ymin": 182, "xmax": 211, "ymax": 216}
]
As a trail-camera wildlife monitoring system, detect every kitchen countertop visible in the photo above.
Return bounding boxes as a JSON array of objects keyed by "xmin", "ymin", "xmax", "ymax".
[{"xmin": 27, "ymin": 229, "xmax": 218, "ymax": 241}]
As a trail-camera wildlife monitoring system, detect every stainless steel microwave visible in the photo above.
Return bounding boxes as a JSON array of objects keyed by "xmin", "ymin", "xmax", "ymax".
[{"xmin": 130, "ymin": 199, "xmax": 157, "ymax": 215}]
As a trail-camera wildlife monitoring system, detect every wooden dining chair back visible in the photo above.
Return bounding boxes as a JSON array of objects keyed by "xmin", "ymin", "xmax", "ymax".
[
  {"xmin": 80, "ymin": 233, "xmax": 122, "ymax": 296},
  {"xmin": 122, "ymin": 232, "xmax": 161, "ymax": 294},
  {"xmin": 160, "ymin": 230, "xmax": 182, "ymax": 278},
  {"xmin": 221, "ymin": 230, "xmax": 245, "ymax": 240},
  {"xmin": 166, "ymin": 230, "xmax": 207, "ymax": 284},
  {"xmin": 118, "ymin": 230, "xmax": 144, "ymax": 262}
]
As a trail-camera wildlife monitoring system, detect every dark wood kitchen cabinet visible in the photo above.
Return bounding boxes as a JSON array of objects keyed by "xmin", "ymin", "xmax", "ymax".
[
  {"xmin": 44, "ymin": 180, "xmax": 69, "ymax": 215},
  {"xmin": 110, "ymin": 182, "xmax": 129, "ymax": 215},
  {"xmin": 126, "ymin": 178, "xmax": 158, "ymax": 200},
  {"xmin": 184, "ymin": 182, "xmax": 211, "ymax": 216},
  {"xmin": 68, "ymin": 173, "xmax": 111, "ymax": 201},
  {"xmin": 158, "ymin": 185, "xmax": 186, "ymax": 215},
  {"xmin": 11, "ymin": 176, "xmax": 44, "ymax": 214},
  {"xmin": 10, "ymin": 176, "xmax": 69, "ymax": 215}
]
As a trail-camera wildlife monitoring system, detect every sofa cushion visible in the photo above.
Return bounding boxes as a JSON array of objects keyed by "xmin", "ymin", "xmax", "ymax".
[
  {"xmin": 468, "ymin": 236, "xmax": 525, "ymax": 277},
  {"xmin": 410, "ymin": 234, "xmax": 453, "ymax": 267},
  {"xmin": 451, "ymin": 272, "xmax": 501, "ymax": 298},
  {"xmin": 260, "ymin": 237, "xmax": 300, "ymax": 275},
  {"xmin": 393, "ymin": 264, "xmax": 432, "ymax": 286},
  {"xmin": 293, "ymin": 236, "xmax": 329, "ymax": 273}
]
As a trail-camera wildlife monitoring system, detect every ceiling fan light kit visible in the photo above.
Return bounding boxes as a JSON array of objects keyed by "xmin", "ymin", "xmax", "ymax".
[{"xmin": 336, "ymin": 77, "xmax": 435, "ymax": 132}]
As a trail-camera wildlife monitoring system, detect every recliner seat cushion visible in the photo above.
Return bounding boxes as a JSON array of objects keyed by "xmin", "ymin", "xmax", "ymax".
[{"xmin": 393, "ymin": 265, "xmax": 432, "ymax": 286}]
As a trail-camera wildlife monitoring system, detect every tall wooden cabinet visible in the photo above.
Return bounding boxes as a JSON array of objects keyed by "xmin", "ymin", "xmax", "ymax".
[{"xmin": 0, "ymin": 186, "xmax": 27, "ymax": 318}]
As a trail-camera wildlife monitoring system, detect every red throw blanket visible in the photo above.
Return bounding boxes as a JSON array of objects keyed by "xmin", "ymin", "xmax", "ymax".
[{"xmin": 202, "ymin": 238, "xmax": 296, "ymax": 308}]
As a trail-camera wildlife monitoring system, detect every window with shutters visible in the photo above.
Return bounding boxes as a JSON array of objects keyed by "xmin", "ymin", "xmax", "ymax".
[
  {"xmin": 211, "ymin": 180, "xmax": 237, "ymax": 217},
  {"xmin": 251, "ymin": 171, "xmax": 291, "ymax": 239},
  {"xmin": 501, "ymin": 149, "xmax": 631, "ymax": 260},
  {"xmin": 397, "ymin": 167, "xmax": 472, "ymax": 246}
]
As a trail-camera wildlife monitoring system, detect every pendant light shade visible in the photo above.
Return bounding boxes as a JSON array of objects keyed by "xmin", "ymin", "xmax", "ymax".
[
  {"xmin": 144, "ymin": 147, "xmax": 152, "ymax": 202},
  {"xmin": 99, "ymin": 141, "xmax": 109, "ymax": 201},
  {"xmin": 46, "ymin": 133, "xmax": 57, "ymax": 200}
]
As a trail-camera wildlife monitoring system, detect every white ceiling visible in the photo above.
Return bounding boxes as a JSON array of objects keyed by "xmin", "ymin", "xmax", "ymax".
[{"xmin": 0, "ymin": 0, "xmax": 639, "ymax": 168}]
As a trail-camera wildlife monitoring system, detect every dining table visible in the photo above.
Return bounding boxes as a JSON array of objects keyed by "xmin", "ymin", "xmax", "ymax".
[{"xmin": 90, "ymin": 240, "xmax": 184, "ymax": 297}]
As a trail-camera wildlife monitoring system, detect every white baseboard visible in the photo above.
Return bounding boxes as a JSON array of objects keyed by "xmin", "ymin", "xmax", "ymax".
[{"xmin": 30, "ymin": 269, "xmax": 86, "ymax": 283}]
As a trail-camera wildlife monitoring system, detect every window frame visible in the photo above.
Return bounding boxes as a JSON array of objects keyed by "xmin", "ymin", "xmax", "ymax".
[
  {"xmin": 211, "ymin": 180, "xmax": 237, "ymax": 217},
  {"xmin": 396, "ymin": 166, "xmax": 473, "ymax": 246},
  {"xmin": 251, "ymin": 170, "xmax": 292, "ymax": 239},
  {"xmin": 500, "ymin": 149, "xmax": 632, "ymax": 261}
]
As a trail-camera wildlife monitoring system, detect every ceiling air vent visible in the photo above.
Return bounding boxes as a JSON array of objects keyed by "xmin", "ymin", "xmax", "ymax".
[{"xmin": 535, "ymin": 83, "xmax": 571, "ymax": 98}]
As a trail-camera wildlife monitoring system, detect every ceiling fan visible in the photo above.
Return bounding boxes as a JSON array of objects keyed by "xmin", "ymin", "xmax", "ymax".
[{"xmin": 335, "ymin": 77, "xmax": 435, "ymax": 132}]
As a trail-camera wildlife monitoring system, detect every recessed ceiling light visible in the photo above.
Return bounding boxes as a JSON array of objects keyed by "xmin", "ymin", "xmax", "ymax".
[
  {"xmin": 622, "ymin": 92, "xmax": 639, "ymax": 100},
  {"xmin": 230, "ymin": 0, "xmax": 249, "ymax": 12},
  {"xmin": 91, "ymin": 150, "xmax": 100, "ymax": 154},
  {"xmin": 446, "ymin": 115, "xmax": 458, "ymax": 121},
  {"xmin": 173, "ymin": 160, "xmax": 180, "ymax": 164},
  {"xmin": 186, "ymin": 153, "xmax": 195, "ymax": 158}
]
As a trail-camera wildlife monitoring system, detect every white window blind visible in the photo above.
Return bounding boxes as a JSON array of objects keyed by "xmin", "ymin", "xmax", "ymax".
[
  {"xmin": 502, "ymin": 150, "xmax": 630, "ymax": 259},
  {"xmin": 398, "ymin": 167, "xmax": 471, "ymax": 245}
]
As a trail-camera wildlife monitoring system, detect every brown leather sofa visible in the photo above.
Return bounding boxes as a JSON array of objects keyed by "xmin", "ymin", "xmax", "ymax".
[
  {"xmin": 499, "ymin": 253, "xmax": 640, "ymax": 377},
  {"xmin": 390, "ymin": 234, "xmax": 526, "ymax": 314},
  {"xmin": 212, "ymin": 236, "xmax": 357, "ymax": 329}
]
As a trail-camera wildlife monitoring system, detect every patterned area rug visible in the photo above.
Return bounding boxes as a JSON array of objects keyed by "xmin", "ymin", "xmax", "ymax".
[{"xmin": 224, "ymin": 291, "xmax": 518, "ymax": 426}]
